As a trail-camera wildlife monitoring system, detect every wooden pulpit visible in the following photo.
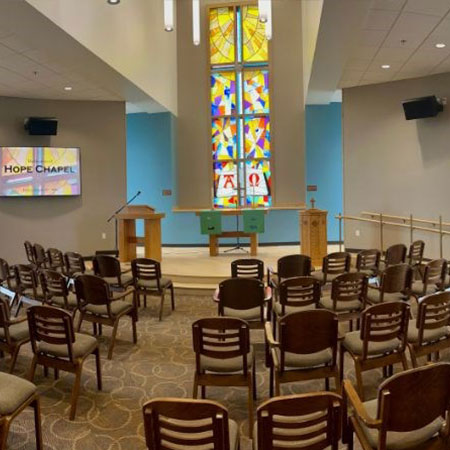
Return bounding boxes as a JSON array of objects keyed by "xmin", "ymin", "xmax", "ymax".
[
  {"xmin": 300, "ymin": 203, "xmax": 328, "ymax": 268},
  {"xmin": 116, "ymin": 205, "xmax": 165, "ymax": 262}
]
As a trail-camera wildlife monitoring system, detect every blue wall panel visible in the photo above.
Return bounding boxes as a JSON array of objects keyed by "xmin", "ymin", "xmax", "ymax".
[{"xmin": 126, "ymin": 103, "xmax": 342, "ymax": 245}]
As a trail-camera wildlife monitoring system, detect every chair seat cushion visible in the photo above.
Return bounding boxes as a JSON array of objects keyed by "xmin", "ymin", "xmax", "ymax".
[
  {"xmin": 410, "ymin": 281, "xmax": 438, "ymax": 297},
  {"xmin": 50, "ymin": 292, "xmax": 78, "ymax": 309},
  {"xmin": 103, "ymin": 273, "xmax": 134, "ymax": 287},
  {"xmin": 22, "ymin": 287, "xmax": 45, "ymax": 299},
  {"xmin": 357, "ymin": 399, "xmax": 444, "ymax": 450},
  {"xmin": 223, "ymin": 306, "xmax": 262, "ymax": 321},
  {"xmin": 136, "ymin": 277, "xmax": 172, "ymax": 290},
  {"xmin": 366, "ymin": 289, "xmax": 406, "ymax": 304},
  {"xmin": 343, "ymin": 331, "xmax": 402, "ymax": 356},
  {"xmin": 407, "ymin": 321, "xmax": 450, "ymax": 344},
  {"xmin": 200, "ymin": 349, "xmax": 253, "ymax": 373},
  {"xmin": 312, "ymin": 272, "xmax": 342, "ymax": 283},
  {"xmin": 0, "ymin": 372, "xmax": 37, "ymax": 415},
  {"xmin": 319, "ymin": 296, "xmax": 362, "ymax": 312},
  {"xmin": 275, "ymin": 348, "xmax": 333, "ymax": 369},
  {"xmin": 38, "ymin": 332, "xmax": 97, "ymax": 358},
  {"xmin": 0, "ymin": 320, "xmax": 29, "ymax": 342},
  {"xmin": 273, "ymin": 302, "xmax": 316, "ymax": 316},
  {"xmin": 85, "ymin": 300, "xmax": 132, "ymax": 317}
]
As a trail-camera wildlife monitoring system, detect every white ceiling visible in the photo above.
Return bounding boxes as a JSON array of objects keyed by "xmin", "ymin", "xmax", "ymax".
[
  {"xmin": 0, "ymin": 1, "xmax": 167, "ymax": 113},
  {"xmin": 0, "ymin": 26, "xmax": 121, "ymax": 101},
  {"xmin": 340, "ymin": 0, "xmax": 450, "ymax": 88}
]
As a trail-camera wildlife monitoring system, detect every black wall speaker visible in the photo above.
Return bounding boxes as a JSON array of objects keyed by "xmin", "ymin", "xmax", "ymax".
[
  {"xmin": 24, "ymin": 117, "xmax": 58, "ymax": 135},
  {"xmin": 402, "ymin": 96, "xmax": 444, "ymax": 120}
]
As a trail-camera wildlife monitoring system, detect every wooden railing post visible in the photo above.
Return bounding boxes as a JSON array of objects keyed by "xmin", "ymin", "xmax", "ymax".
[
  {"xmin": 338, "ymin": 213, "xmax": 343, "ymax": 251},
  {"xmin": 410, "ymin": 213, "xmax": 414, "ymax": 243},
  {"xmin": 439, "ymin": 215, "xmax": 443, "ymax": 258},
  {"xmin": 379, "ymin": 213, "xmax": 384, "ymax": 252}
]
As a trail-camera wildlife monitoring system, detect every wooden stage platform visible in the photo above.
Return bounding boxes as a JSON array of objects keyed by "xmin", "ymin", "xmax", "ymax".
[{"xmin": 131, "ymin": 245, "xmax": 340, "ymax": 293}]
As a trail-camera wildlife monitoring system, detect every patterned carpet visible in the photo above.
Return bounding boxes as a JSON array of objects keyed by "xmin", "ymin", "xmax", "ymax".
[{"xmin": 1, "ymin": 293, "xmax": 435, "ymax": 450}]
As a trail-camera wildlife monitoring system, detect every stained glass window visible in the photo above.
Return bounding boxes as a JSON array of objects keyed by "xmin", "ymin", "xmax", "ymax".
[
  {"xmin": 243, "ymin": 71, "xmax": 269, "ymax": 114},
  {"xmin": 210, "ymin": 7, "xmax": 235, "ymax": 65},
  {"xmin": 212, "ymin": 118, "xmax": 237, "ymax": 160},
  {"xmin": 210, "ymin": 4, "xmax": 271, "ymax": 208},
  {"xmin": 242, "ymin": 6, "xmax": 268, "ymax": 63},
  {"xmin": 211, "ymin": 72, "xmax": 236, "ymax": 116}
]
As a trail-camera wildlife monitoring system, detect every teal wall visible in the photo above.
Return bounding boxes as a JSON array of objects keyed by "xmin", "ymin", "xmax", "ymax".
[
  {"xmin": 306, "ymin": 102, "xmax": 343, "ymax": 240},
  {"xmin": 126, "ymin": 103, "xmax": 342, "ymax": 245}
]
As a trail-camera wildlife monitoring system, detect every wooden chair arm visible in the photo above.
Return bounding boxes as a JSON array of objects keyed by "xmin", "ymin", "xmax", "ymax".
[
  {"xmin": 112, "ymin": 287, "xmax": 135, "ymax": 300},
  {"xmin": 343, "ymin": 380, "xmax": 380, "ymax": 429},
  {"xmin": 8, "ymin": 316, "xmax": 28, "ymax": 325},
  {"xmin": 264, "ymin": 321, "xmax": 279, "ymax": 348}
]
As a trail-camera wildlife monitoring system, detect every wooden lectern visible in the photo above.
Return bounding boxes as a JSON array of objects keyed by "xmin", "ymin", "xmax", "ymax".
[
  {"xmin": 300, "ymin": 200, "xmax": 328, "ymax": 268},
  {"xmin": 116, "ymin": 205, "xmax": 165, "ymax": 262}
]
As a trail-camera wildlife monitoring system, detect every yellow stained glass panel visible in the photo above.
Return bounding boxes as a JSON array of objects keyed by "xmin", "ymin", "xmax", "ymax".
[
  {"xmin": 242, "ymin": 5, "xmax": 268, "ymax": 62},
  {"xmin": 210, "ymin": 7, "xmax": 235, "ymax": 65}
]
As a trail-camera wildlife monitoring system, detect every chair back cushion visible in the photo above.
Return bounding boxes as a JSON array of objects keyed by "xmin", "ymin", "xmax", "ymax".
[
  {"xmin": 143, "ymin": 398, "xmax": 231, "ymax": 450},
  {"xmin": 377, "ymin": 363, "xmax": 450, "ymax": 432},
  {"xmin": 218, "ymin": 278, "xmax": 264, "ymax": 312},
  {"xmin": 257, "ymin": 393, "xmax": 342, "ymax": 450},
  {"xmin": 231, "ymin": 258, "xmax": 264, "ymax": 281}
]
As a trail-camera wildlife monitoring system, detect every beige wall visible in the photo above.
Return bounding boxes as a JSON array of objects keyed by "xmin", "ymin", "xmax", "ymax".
[
  {"xmin": 176, "ymin": 0, "xmax": 305, "ymax": 208},
  {"xmin": 26, "ymin": 0, "xmax": 177, "ymax": 113},
  {"xmin": 0, "ymin": 96, "xmax": 126, "ymax": 263},
  {"xmin": 343, "ymin": 73, "xmax": 450, "ymax": 258}
]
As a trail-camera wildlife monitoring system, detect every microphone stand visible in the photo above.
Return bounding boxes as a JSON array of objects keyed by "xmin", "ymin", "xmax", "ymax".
[
  {"xmin": 224, "ymin": 193, "xmax": 248, "ymax": 254},
  {"xmin": 107, "ymin": 191, "xmax": 141, "ymax": 256}
]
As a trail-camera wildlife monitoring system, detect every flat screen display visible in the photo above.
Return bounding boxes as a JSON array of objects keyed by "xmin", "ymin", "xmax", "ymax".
[{"xmin": 0, "ymin": 147, "xmax": 81, "ymax": 197}]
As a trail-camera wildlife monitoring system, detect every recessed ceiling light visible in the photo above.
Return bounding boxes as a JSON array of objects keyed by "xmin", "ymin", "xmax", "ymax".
[
  {"xmin": 107, "ymin": 0, "xmax": 120, "ymax": 4},
  {"xmin": 64, "ymin": 86, "xmax": 72, "ymax": 91},
  {"xmin": 381, "ymin": 64, "xmax": 391, "ymax": 69},
  {"xmin": 436, "ymin": 43, "xmax": 446, "ymax": 49}
]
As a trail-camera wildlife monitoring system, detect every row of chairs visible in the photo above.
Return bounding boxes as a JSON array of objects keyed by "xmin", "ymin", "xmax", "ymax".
[
  {"xmin": 5, "ymin": 361, "xmax": 450, "ymax": 449},
  {"xmin": 143, "ymin": 362, "xmax": 450, "ymax": 449}
]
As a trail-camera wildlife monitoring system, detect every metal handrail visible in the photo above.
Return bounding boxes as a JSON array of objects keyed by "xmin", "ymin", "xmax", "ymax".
[
  {"xmin": 335, "ymin": 212, "xmax": 450, "ymax": 258},
  {"xmin": 361, "ymin": 211, "xmax": 450, "ymax": 228}
]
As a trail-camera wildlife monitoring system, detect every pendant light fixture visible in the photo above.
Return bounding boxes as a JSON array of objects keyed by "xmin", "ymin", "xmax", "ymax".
[
  {"xmin": 164, "ymin": 0, "xmax": 174, "ymax": 32},
  {"xmin": 265, "ymin": 0, "xmax": 272, "ymax": 41},
  {"xmin": 258, "ymin": 0, "xmax": 269, "ymax": 23},
  {"xmin": 192, "ymin": 0, "xmax": 200, "ymax": 46}
]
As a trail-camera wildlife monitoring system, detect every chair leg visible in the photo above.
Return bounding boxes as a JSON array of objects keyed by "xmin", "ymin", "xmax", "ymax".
[
  {"xmin": 325, "ymin": 377, "xmax": 330, "ymax": 391},
  {"xmin": 339, "ymin": 346, "xmax": 345, "ymax": 388},
  {"xmin": 252, "ymin": 357, "xmax": 257, "ymax": 401},
  {"xmin": 32, "ymin": 397, "xmax": 43, "ymax": 450},
  {"xmin": 69, "ymin": 364, "xmax": 83, "ymax": 420},
  {"xmin": 401, "ymin": 352, "xmax": 408, "ymax": 371},
  {"xmin": 43, "ymin": 366, "xmax": 49, "ymax": 378},
  {"xmin": 94, "ymin": 348, "xmax": 102, "ymax": 391},
  {"xmin": 131, "ymin": 313, "xmax": 138, "ymax": 344},
  {"xmin": 29, "ymin": 355, "xmax": 38, "ymax": 381},
  {"xmin": 170, "ymin": 285, "xmax": 175, "ymax": 311},
  {"xmin": 9, "ymin": 345, "xmax": 21, "ymax": 373},
  {"xmin": 0, "ymin": 418, "xmax": 11, "ymax": 450},
  {"xmin": 108, "ymin": 320, "xmax": 120, "ymax": 360},
  {"xmin": 408, "ymin": 344, "xmax": 418, "ymax": 368},
  {"xmin": 159, "ymin": 290, "xmax": 166, "ymax": 321},
  {"xmin": 354, "ymin": 359, "xmax": 365, "ymax": 401},
  {"xmin": 269, "ymin": 364, "xmax": 274, "ymax": 398},
  {"xmin": 275, "ymin": 371, "xmax": 281, "ymax": 397},
  {"xmin": 144, "ymin": 294, "xmax": 147, "ymax": 308},
  {"xmin": 201, "ymin": 385, "xmax": 206, "ymax": 399},
  {"xmin": 192, "ymin": 374, "xmax": 199, "ymax": 398},
  {"xmin": 92, "ymin": 322, "xmax": 97, "ymax": 335},
  {"xmin": 76, "ymin": 313, "xmax": 84, "ymax": 332},
  {"xmin": 247, "ymin": 373, "xmax": 254, "ymax": 439},
  {"xmin": 54, "ymin": 368, "xmax": 59, "ymax": 380}
]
